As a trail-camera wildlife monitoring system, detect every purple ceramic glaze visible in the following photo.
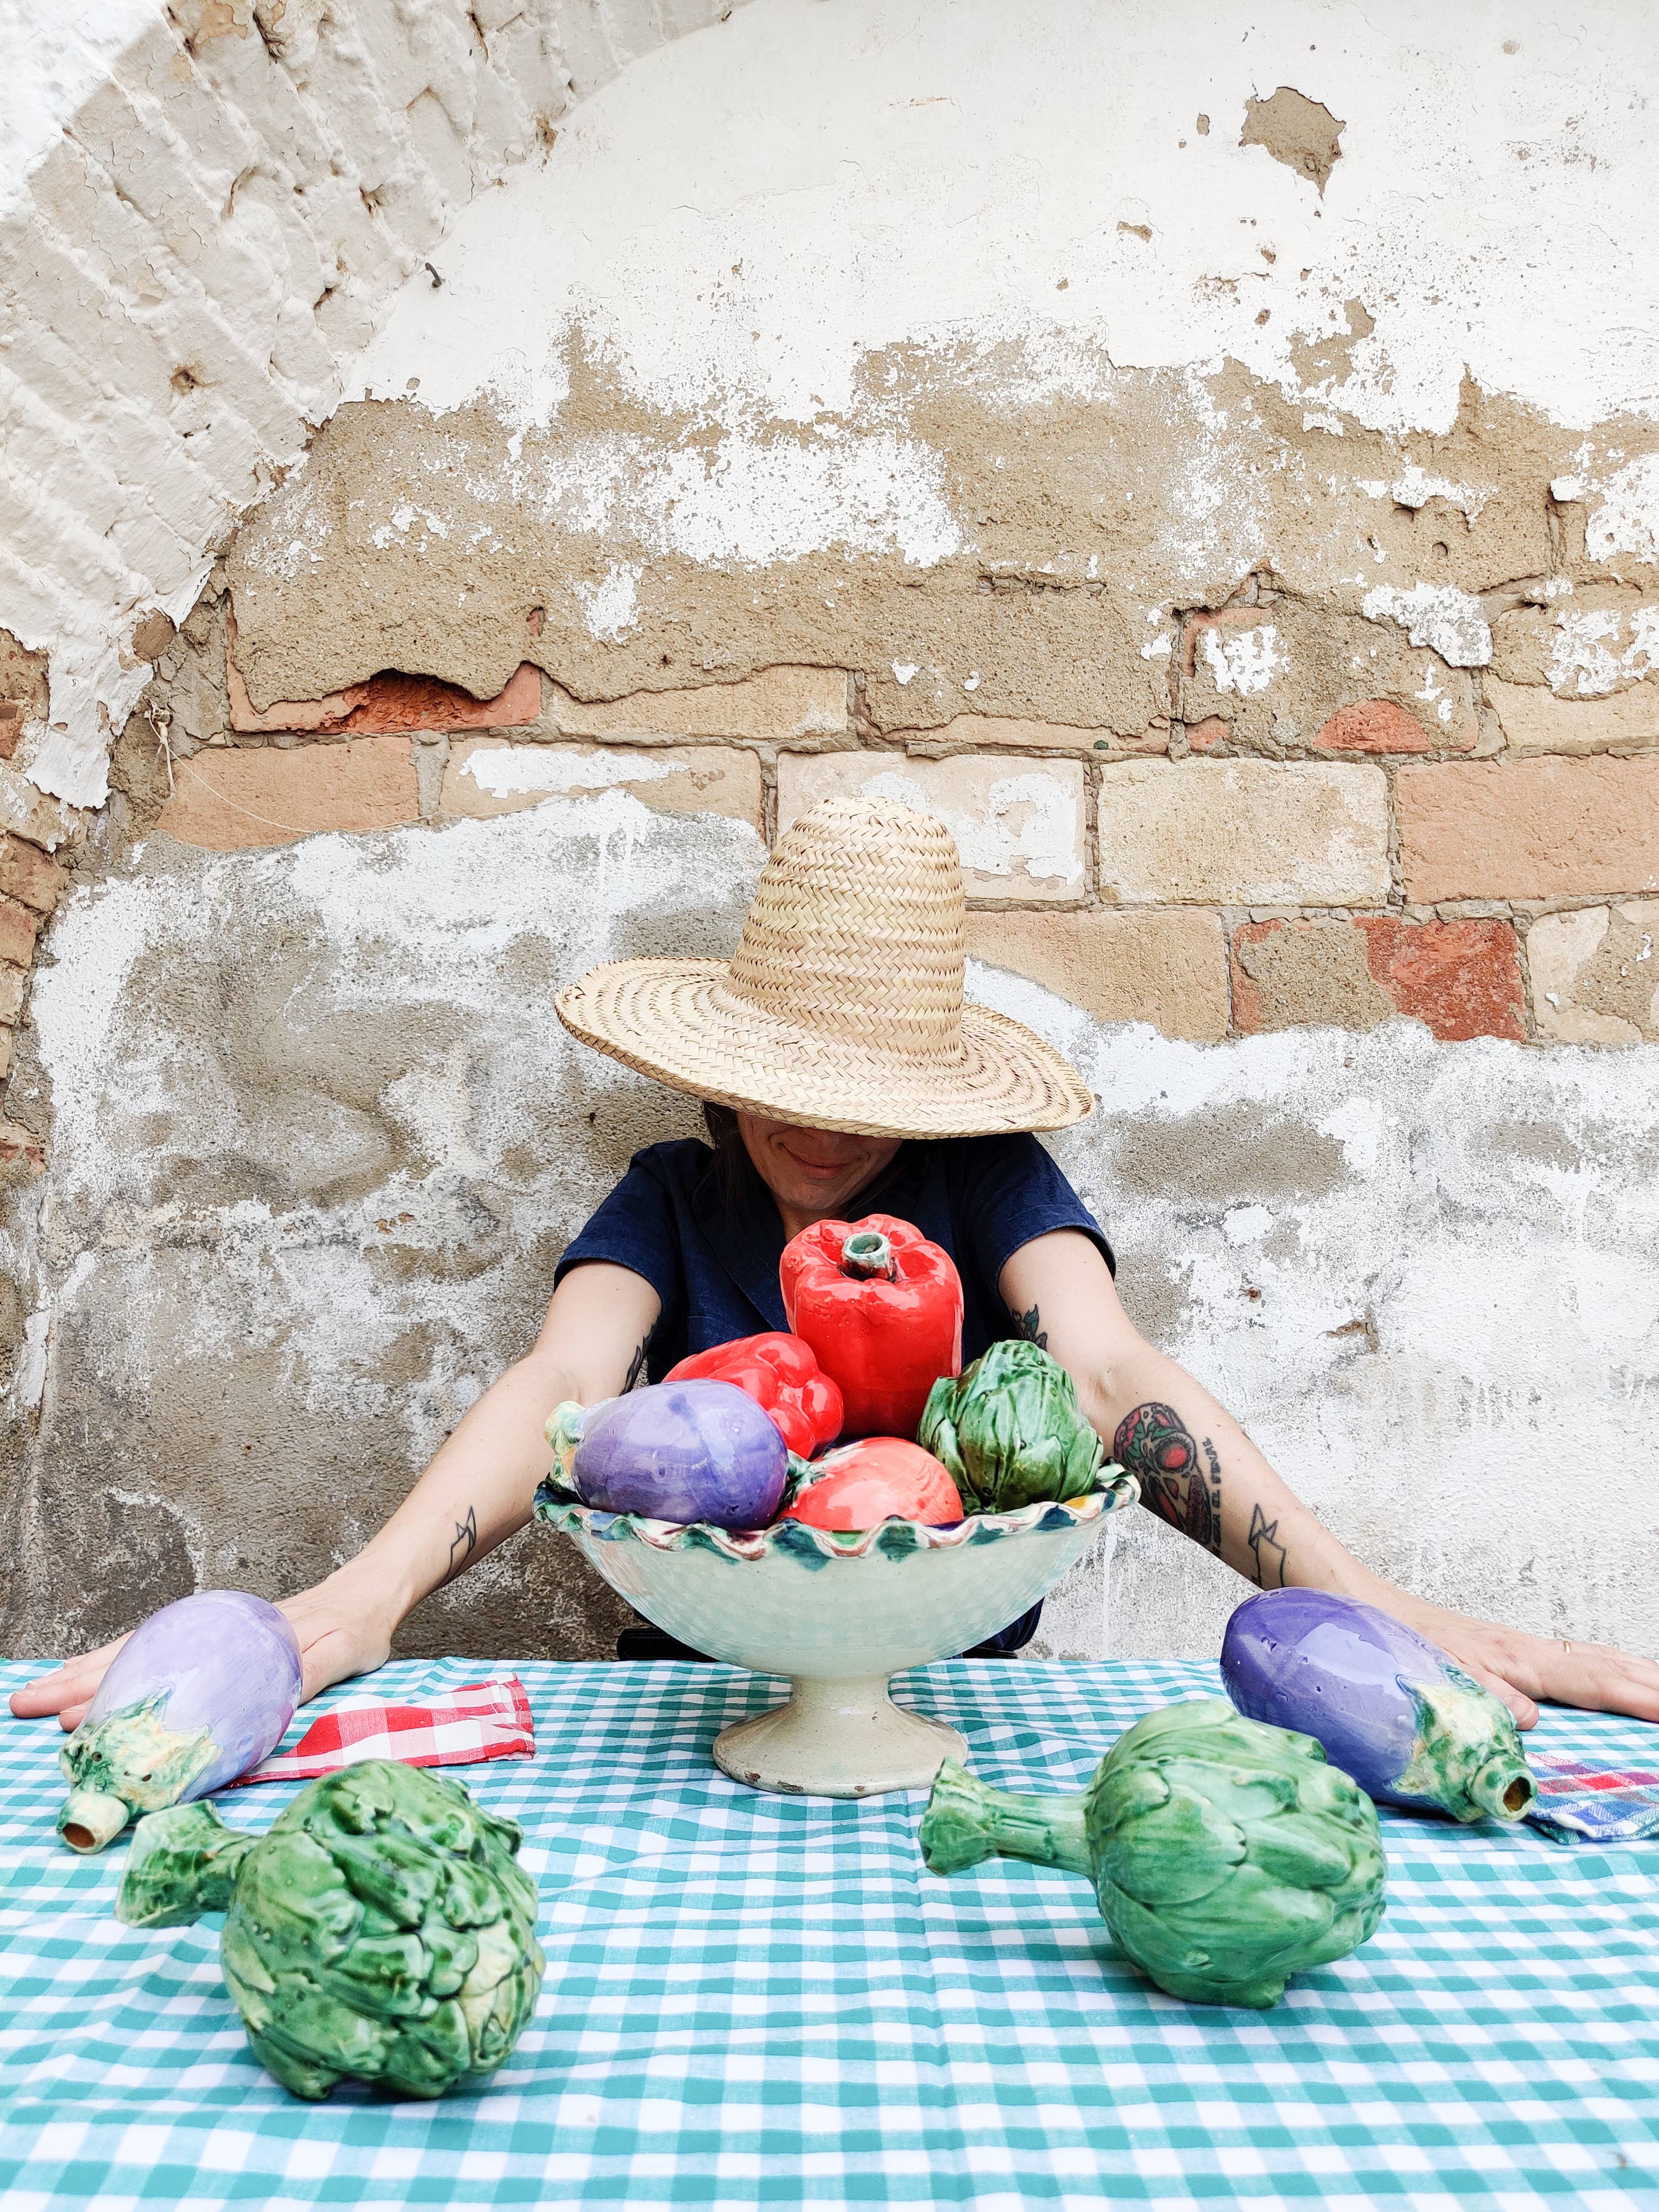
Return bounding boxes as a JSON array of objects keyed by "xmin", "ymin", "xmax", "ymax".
[
  {"xmin": 573, "ymin": 1380, "xmax": 788, "ymax": 1529},
  {"xmin": 1220, "ymin": 1588, "xmax": 1464, "ymax": 1811},
  {"xmin": 81, "ymin": 1590, "xmax": 303, "ymax": 1798}
]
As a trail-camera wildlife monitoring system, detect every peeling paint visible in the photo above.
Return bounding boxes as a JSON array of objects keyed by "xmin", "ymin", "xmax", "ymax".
[{"xmin": 1363, "ymin": 583, "xmax": 1492, "ymax": 669}]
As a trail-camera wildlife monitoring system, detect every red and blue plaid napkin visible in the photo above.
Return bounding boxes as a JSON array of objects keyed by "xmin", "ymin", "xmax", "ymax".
[
  {"xmin": 232, "ymin": 1675, "xmax": 534, "ymax": 1786},
  {"xmin": 1525, "ymin": 1749, "xmax": 1659, "ymax": 1843}
]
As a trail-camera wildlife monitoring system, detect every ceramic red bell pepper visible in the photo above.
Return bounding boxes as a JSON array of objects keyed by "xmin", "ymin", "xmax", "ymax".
[
  {"xmin": 664, "ymin": 1332, "xmax": 843, "ymax": 1457},
  {"xmin": 781, "ymin": 1437, "xmax": 963, "ymax": 1531},
  {"xmin": 779, "ymin": 1213, "xmax": 963, "ymax": 1439}
]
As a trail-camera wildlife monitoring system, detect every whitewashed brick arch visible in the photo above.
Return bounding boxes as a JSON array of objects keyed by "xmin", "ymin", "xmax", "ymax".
[{"xmin": 0, "ymin": 0, "xmax": 744, "ymax": 808}]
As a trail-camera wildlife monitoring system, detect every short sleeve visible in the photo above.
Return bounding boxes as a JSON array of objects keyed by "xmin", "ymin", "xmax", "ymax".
[
  {"xmin": 958, "ymin": 1133, "xmax": 1115, "ymax": 1288},
  {"xmin": 555, "ymin": 1150, "xmax": 686, "ymax": 1327}
]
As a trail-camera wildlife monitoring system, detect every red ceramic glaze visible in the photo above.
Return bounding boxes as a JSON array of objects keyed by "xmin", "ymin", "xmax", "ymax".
[{"xmin": 780, "ymin": 1437, "xmax": 963, "ymax": 1531}]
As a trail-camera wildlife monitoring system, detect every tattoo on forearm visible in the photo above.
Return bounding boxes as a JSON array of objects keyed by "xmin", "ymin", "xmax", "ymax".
[
  {"xmin": 1010, "ymin": 1303, "xmax": 1048, "ymax": 1350},
  {"xmin": 1248, "ymin": 1504, "xmax": 1287, "ymax": 1589},
  {"xmin": 445, "ymin": 1505, "xmax": 477, "ymax": 1582},
  {"xmin": 1113, "ymin": 1402, "xmax": 1222, "ymax": 1556},
  {"xmin": 623, "ymin": 1335, "xmax": 649, "ymax": 1391}
]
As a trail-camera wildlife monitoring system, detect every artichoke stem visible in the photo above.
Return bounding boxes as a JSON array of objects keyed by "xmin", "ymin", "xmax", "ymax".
[
  {"xmin": 59, "ymin": 1788, "xmax": 131, "ymax": 1855},
  {"xmin": 116, "ymin": 1801, "xmax": 257, "ymax": 1928},
  {"xmin": 920, "ymin": 1761, "xmax": 1091, "ymax": 1880},
  {"xmin": 1469, "ymin": 1756, "xmax": 1536, "ymax": 1823}
]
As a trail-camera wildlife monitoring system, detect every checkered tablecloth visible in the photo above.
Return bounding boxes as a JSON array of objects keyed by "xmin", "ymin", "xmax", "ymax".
[{"xmin": 1, "ymin": 1657, "xmax": 1656, "ymax": 2209}]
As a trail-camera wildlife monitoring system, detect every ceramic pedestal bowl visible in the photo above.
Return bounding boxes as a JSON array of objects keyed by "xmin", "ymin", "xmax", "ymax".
[{"xmin": 536, "ymin": 1471, "xmax": 1136, "ymax": 1799}]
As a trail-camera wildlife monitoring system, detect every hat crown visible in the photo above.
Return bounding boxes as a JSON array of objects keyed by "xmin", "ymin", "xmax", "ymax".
[{"xmin": 721, "ymin": 796, "xmax": 967, "ymax": 1058}]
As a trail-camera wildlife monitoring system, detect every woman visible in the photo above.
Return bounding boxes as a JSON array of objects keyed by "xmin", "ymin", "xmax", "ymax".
[{"xmin": 15, "ymin": 797, "xmax": 1659, "ymax": 1730}]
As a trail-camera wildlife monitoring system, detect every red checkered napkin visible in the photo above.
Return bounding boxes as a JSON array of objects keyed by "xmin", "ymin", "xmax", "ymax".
[{"xmin": 232, "ymin": 1676, "xmax": 534, "ymax": 1786}]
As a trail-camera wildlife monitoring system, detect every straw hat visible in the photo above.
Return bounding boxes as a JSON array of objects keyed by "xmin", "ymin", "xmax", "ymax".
[{"xmin": 555, "ymin": 795, "xmax": 1094, "ymax": 1139}]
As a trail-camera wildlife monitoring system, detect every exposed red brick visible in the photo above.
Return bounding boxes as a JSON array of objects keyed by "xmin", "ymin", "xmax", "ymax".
[
  {"xmin": 0, "ymin": 702, "xmax": 21, "ymax": 761},
  {"xmin": 1357, "ymin": 917, "xmax": 1526, "ymax": 1042},
  {"xmin": 227, "ymin": 621, "xmax": 541, "ymax": 735},
  {"xmin": 0, "ymin": 1119, "xmax": 44, "ymax": 1175},
  {"xmin": 1314, "ymin": 699, "xmax": 1431, "ymax": 754},
  {"xmin": 1185, "ymin": 716, "xmax": 1229, "ymax": 752},
  {"xmin": 0, "ymin": 896, "xmax": 39, "ymax": 968},
  {"xmin": 0, "ymin": 835, "xmax": 67, "ymax": 915}
]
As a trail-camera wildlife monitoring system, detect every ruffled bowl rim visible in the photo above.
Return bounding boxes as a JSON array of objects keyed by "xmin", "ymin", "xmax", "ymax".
[{"xmin": 533, "ymin": 1465, "xmax": 1138, "ymax": 1564}]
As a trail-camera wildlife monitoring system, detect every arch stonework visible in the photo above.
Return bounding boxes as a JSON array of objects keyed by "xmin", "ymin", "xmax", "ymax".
[{"xmin": 0, "ymin": 0, "xmax": 744, "ymax": 810}]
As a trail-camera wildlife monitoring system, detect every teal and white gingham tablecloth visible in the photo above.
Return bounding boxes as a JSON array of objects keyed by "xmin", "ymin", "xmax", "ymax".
[{"xmin": 1, "ymin": 1656, "xmax": 1656, "ymax": 2209}]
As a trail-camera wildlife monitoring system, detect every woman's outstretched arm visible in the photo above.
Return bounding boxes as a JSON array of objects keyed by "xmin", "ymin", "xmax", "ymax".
[
  {"xmin": 1003, "ymin": 1228, "xmax": 1659, "ymax": 1728},
  {"xmin": 10, "ymin": 1261, "xmax": 660, "ymax": 1730}
]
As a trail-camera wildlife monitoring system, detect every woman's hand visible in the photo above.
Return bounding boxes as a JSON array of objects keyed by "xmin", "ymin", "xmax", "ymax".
[
  {"xmin": 1382, "ymin": 1594, "xmax": 1659, "ymax": 1730},
  {"xmin": 8, "ymin": 1570, "xmax": 397, "ymax": 1734}
]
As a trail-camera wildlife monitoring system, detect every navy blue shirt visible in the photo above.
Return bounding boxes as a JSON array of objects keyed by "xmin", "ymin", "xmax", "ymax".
[{"xmin": 556, "ymin": 1133, "xmax": 1114, "ymax": 1379}]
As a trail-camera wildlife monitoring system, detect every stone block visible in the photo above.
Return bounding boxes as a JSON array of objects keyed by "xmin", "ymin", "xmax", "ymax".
[
  {"xmin": 549, "ymin": 667, "xmax": 850, "ymax": 749},
  {"xmin": 776, "ymin": 753, "xmax": 1086, "ymax": 905},
  {"xmin": 1528, "ymin": 902, "xmax": 1659, "ymax": 1044},
  {"xmin": 1396, "ymin": 757, "xmax": 1659, "ymax": 902},
  {"xmin": 0, "ymin": 965, "xmax": 25, "ymax": 1024},
  {"xmin": 444, "ymin": 741, "xmax": 764, "ymax": 830},
  {"xmin": 1486, "ymin": 676, "xmax": 1659, "ymax": 755},
  {"xmin": 1232, "ymin": 916, "xmax": 1525, "ymax": 1040},
  {"xmin": 156, "ymin": 737, "xmax": 420, "ymax": 851},
  {"xmin": 1181, "ymin": 602, "xmax": 1477, "ymax": 753},
  {"xmin": 0, "ymin": 896, "xmax": 39, "ymax": 969},
  {"xmin": 0, "ymin": 835, "xmax": 68, "ymax": 915},
  {"xmin": 1097, "ymin": 759, "xmax": 1391, "ymax": 906},
  {"xmin": 965, "ymin": 909, "xmax": 1229, "ymax": 1041}
]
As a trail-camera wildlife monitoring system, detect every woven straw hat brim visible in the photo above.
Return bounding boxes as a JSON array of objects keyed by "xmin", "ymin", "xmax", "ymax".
[{"xmin": 556, "ymin": 959, "xmax": 1095, "ymax": 1140}]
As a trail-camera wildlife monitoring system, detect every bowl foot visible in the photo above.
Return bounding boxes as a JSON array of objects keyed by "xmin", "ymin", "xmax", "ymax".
[{"xmin": 714, "ymin": 1673, "xmax": 967, "ymax": 1799}]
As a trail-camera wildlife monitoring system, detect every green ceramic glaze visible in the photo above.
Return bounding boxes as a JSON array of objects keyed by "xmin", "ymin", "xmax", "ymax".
[
  {"xmin": 57, "ymin": 1695, "xmax": 218, "ymax": 1851},
  {"xmin": 1399, "ymin": 1674, "xmax": 1537, "ymax": 1823},
  {"xmin": 919, "ymin": 1698, "xmax": 1386, "ymax": 2008},
  {"xmin": 919, "ymin": 1340, "xmax": 1107, "ymax": 1513},
  {"xmin": 117, "ymin": 1759, "xmax": 545, "ymax": 2101}
]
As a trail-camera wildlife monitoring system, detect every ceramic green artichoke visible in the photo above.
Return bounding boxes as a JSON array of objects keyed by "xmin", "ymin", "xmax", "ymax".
[
  {"xmin": 919, "ymin": 1698, "xmax": 1386, "ymax": 2007},
  {"xmin": 117, "ymin": 1759, "xmax": 545, "ymax": 2100},
  {"xmin": 918, "ymin": 1339, "xmax": 1105, "ymax": 1512}
]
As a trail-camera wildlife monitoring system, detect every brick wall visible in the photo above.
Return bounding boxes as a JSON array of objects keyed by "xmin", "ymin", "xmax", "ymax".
[{"xmin": 114, "ymin": 570, "xmax": 1658, "ymax": 1053}]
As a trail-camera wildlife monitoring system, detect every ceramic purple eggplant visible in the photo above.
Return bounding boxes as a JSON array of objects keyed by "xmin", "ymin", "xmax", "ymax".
[
  {"xmin": 58, "ymin": 1590, "xmax": 302, "ymax": 1854},
  {"xmin": 555, "ymin": 1379, "xmax": 788, "ymax": 1530},
  {"xmin": 1220, "ymin": 1588, "xmax": 1535, "ymax": 1825}
]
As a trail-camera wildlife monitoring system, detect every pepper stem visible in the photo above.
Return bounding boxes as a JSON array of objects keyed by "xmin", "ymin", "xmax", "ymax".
[{"xmin": 841, "ymin": 1230, "xmax": 896, "ymax": 1282}]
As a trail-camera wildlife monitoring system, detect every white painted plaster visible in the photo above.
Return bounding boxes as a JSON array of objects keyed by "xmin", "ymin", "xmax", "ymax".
[
  {"xmin": 12, "ymin": 0, "xmax": 1659, "ymax": 796},
  {"xmin": 1548, "ymin": 607, "xmax": 1659, "ymax": 698},
  {"xmin": 0, "ymin": 0, "xmax": 163, "ymax": 219},
  {"xmin": 963, "ymin": 957, "xmax": 1659, "ymax": 1658},
  {"xmin": 1199, "ymin": 623, "xmax": 1286, "ymax": 696},
  {"xmin": 859, "ymin": 768, "xmax": 1083, "ymax": 886},
  {"xmin": 1363, "ymin": 583, "xmax": 1492, "ymax": 669},
  {"xmin": 361, "ymin": 0, "xmax": 1659, "ymax": 446},
  {"xmin": 460, "ymin": 745, "xmax": 671, "ymax": 797}
]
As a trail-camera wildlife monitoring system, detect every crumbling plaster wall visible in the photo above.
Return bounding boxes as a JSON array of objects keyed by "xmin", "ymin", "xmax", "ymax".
[{"xmin": 2, "ymin": 0, "xmax": 1658, "ymax": 1666}]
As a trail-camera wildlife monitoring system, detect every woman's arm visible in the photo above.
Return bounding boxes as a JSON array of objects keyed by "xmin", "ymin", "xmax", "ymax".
[
  {"xmin": 11, "ymin": 1261, "xmax": 660, "ymax": 1730},
  {"xmin": 1002, "ymin": 1228, "xmax": 1659, "ymax": 1728}
]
